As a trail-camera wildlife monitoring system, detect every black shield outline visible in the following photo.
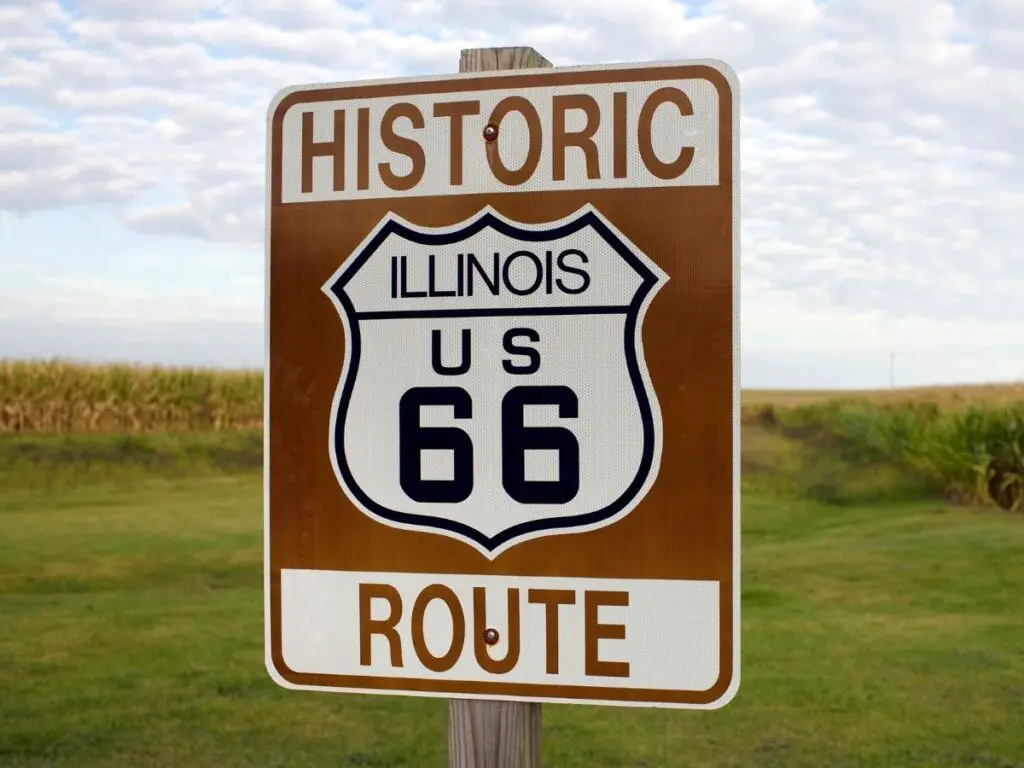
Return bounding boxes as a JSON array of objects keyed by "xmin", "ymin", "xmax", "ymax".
[{"xmin": 324, "ymin": 206, "xmax": 665, "ymax": 556}]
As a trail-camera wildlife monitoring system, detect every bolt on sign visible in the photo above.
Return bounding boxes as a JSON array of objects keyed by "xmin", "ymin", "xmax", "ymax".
[{"xmin": 265, "ymin": 59, "xmax": 739, "ymax": 708}]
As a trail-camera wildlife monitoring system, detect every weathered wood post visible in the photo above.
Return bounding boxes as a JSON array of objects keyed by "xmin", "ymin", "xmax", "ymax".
[{"xmin": 445, "ymin": 46, "xmax": 552, "ymax": 768}]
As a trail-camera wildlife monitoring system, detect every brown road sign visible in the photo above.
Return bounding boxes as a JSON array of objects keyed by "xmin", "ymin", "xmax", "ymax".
[{"xmin": 264, "ymin": 60, "xmax": 739, "ymax": 708}]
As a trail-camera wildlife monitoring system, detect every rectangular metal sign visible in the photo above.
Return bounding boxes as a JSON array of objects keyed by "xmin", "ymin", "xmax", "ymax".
[{"xmin": 265, "ymin": 59, "xmax": 739, "ymax": 708}]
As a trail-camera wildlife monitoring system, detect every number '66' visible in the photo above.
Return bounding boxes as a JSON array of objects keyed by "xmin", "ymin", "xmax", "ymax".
[{"xmin": 398, "ymin": 385, "xmax": 581, "ymax": 506}]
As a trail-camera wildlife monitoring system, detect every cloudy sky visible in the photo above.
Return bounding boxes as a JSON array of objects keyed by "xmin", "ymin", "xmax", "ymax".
[{"xmin": 1, "ymin": 0, "xmax": 1021, "ymax": 388}]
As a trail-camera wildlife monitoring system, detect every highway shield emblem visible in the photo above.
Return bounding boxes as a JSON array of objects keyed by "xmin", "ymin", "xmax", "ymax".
[{"xmin": 323, "ymin": 205, "xmax": 669, "ymax": 558}]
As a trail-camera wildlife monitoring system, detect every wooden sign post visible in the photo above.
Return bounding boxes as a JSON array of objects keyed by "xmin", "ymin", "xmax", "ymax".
[
  {"xmin": 265, "ymin": 45, "xmax": 739, "ymax": 768},
  {"xmin": 448, "ymin": 46, "xmax": 552, "ymax": 768}
]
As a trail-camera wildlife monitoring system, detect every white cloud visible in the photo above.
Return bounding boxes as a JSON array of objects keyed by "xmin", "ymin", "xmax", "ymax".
[{"xmin": 0, "ymin": 0, "xmax": 1021, "ymax": 385}]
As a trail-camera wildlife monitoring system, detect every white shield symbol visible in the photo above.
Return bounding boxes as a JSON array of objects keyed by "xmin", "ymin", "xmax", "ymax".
[{"xmin": 323, "ymin": 205, "xmax": 668, "ymax": 559}]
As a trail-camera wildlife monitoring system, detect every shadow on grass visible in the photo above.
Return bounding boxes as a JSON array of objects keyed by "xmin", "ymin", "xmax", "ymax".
[
  {"xmin": 5, "ymin": 555, "xmax": 261, "ymax": 596},
  {"xmin": 743, "ymin": 419, "xmax": 943, "ymax": 508},
  {"xmin": 0, "ymin": 421, "xmax": 983, "ymax": 513},
  {"xmin": 0, "ymin": 430, "xmax": 263, "ymax": 490}
]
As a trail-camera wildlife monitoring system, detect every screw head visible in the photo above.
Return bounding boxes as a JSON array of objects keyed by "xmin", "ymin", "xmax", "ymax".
[
  {"xmin": 483, "ymin": 123, "xmax": 499, "ymax": 142},
  {"xmin": 483, "ymin": 628, "xmax": 499, "ymax": 645}
]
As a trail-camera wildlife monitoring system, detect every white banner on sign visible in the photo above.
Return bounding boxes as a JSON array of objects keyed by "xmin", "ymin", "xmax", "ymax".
[
  {"xmin": 278, "ymin": 78, "xmax": 720, "ymax": 202},
  {"xmin": 280, "ymin": 569, "xmax": 721, "ymax": 693}
]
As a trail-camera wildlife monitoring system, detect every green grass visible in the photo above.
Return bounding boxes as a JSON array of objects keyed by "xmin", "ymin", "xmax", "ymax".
[{"xmin": 1, "ymin": 429, "xmax": 1023, "ymax": 767}]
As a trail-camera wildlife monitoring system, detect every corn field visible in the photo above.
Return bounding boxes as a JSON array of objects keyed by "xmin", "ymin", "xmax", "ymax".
[
  {"xmin": 766, "ymin": 399, "xmax": 1024, "ymax": 514},
  {"xmin": 0, "ymin": 359, "xmax": 262, "ymax": 434},
  {"xmin": 3, "ymin": 359, "xmax": 1021, "ymax": 513}
]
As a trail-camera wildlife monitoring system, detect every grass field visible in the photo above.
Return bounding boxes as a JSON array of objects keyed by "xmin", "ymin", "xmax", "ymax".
[
  {"xmin": 2, "ymin": 415, "xmax": 1023, "ymax": 767},
  {"xmin": 742, "ymin": 382, "xmax": 1024, "ymax": 409}
]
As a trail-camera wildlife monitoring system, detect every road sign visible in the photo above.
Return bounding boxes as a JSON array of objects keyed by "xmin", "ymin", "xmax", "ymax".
[{"xmin": 265, "ymin": 59, "xmax": 739, "ymax": 709}]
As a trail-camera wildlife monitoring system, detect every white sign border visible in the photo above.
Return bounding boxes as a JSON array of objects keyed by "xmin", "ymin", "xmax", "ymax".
[{"xmin": 264, "ymin": 58, "xmax": 741, "ymax": 710}]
